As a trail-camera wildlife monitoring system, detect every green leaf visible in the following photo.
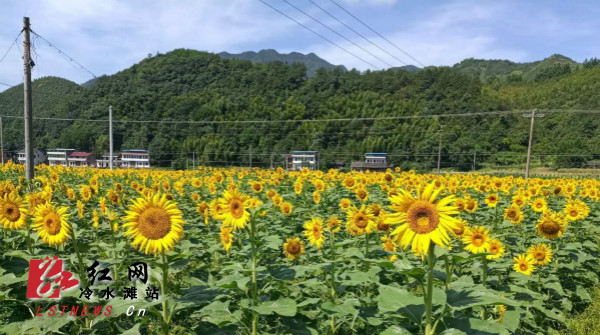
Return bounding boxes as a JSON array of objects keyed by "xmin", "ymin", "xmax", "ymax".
[
  {"xmin": 381, "ymin": 325, "xmax": 412, "ymax": 335},
  {"xmin": 377, "ymin": 285, "xmax": 424, "ymax": 324},
  {"xmin": 500, "ymin": 310, "xmax": 520, "ymax": 332},
  {"xmin": 251, "ymin": 298, "xmax": 297, "ymax": 317},
  {"xmin": 447, "ymin": 288, "xmax": 518, "ymax": 310},
  {"xmin": 445, "ymin": 317, "xmax": 509, "ymax": 335},
  {"xmin": 576, "ymin": 286, "xmax": 592, "ymax": 301}
]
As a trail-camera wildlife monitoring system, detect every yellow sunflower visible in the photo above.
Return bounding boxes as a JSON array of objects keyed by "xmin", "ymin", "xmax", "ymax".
[
  {"xmin": 563, "ymin": 200, "xmax": 589, "ymax": 221},
  {"xmin": 280, "ymin": 202, "xmax": 293, "ymax": 216},
  {"xmin": 220, "ymin": 226, "xmax": 234, "ymax": 252},
  {"xmin": 345, "ymin": 205, "xmax": 377, "ymax": 236},
  {"xmin": 0, "ymin": 192, "xmax": 28, "ymax": 230},
  {"xmin": 536, "ymin": 211, "xmax": 567, "ymax": 239},
  {"xmin": 527, "ymin": 244, "xmax": 553, "ymax": 266},
  {"xmin": 530, "ymin": 198, "xmax": 547, "ymax": 213},
  {"xmin": 303, "ymin": 217, "xmax": 326, "ymax": 249},
  {"xmin": 484, "ymin": 193, "xmax": 500, "ymax": 207},
  {"xmin": 215, "ymin": 189, "xmax": 252, "ymax": 230},
  {"xmin": 513, "ymin": 254, "xmax": 536, "ymax": 276},
  {"xmin": 283, "ymin": 237, "xmax": 305, "ymax": 260},
  {"xmin": 462, "ymin": 225, "xmax": 490, "ymax": 254},
  {"xmin": 122, "ymin": 193, "xmax": 185, "ymax": 255},
  {"xmin": 385, "ymin": 182, "xmax": 460, "ymax": 256},
  {"xmin": 503, "ymin": 205, "xmax": 523, "ymax": 224},
  {"xmin": 32, "ymin": 203, "xmax": 71, "ymax": 246},
  {"xmin": 486, "ymin": 239, "xmax": 505, "ymax": 260},
  {"xmin": 80, "ymin": 185, "xmax": 92, "ymax": 202}
]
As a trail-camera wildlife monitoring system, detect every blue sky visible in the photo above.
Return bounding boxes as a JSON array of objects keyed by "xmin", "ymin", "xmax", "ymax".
[{"xmin": 1, "ymin": 0, "xmax": 600, "ymax": 90}]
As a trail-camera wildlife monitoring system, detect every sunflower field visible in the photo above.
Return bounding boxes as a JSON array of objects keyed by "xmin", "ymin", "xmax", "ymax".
[{"xmin": 0, "ymin": 162, "xmax": 599, "ymax": 335}]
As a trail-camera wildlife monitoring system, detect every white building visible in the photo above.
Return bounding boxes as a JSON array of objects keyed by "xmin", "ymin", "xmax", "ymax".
[
  {"xmin": 96, "ymin": 153, "xmax": 121, "ymax": 168},
  {"xmin": 68, "ymin": 152, "xmax": 97, "ymax": 167},
  {"xmin": 364, "ymin": 153, "xmax": 387, "ymax": 164},
  {"xmin": 18, "ymin": 149, "xmax": 46, "ymax": 166},
  {"xmin": 47, "ymin": 149, "xmax": 75, "ymax": 167},
  {"xmin": 351, "ymin": 152, "xmax": 390, "ymax": 171},
  {"xmin": 120, "ymin": 149, "xmax": 150, "ymax": 168},
  {"xmin": 286, "ymin": 151, "xmax": 319, "ymax": 171}
]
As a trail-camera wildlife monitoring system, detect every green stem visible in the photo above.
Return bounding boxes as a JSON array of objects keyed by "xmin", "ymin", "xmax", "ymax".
[
  {"xmin": 481, "ymin": 256, "xmax": 488, "ymax": 320},
  {"xmin": 70, "ymin": 227, "xmax": 86, "ymax": 287},
  {"xmin": 24, "ymin": 217, "xmax": 34, "ymax": 256},
  {"xmin": 482, "ymin": 257, "xmax": 488, "ymax": 287},
  {"xmin": 364, "ymin": 233, "xmax": 369, "ymax": 259},
  {"xmin": 425, "ymin": 243, "xmax": 435, "ymax": 335},
  {"xmin": 329, "ymin": 231, "xmax": 336, "ymax": 300},
  {"xmin": 444, "ymin": 256, "xmax": 452, "ymax": 289},
  {"xmin": 161, "ymin": 251, "xmax": 169, "ymax": 335},
  {"xmin": 250, "ymin": 218, "xmax": 258, "ymax": 335},
  {"xmin": 329, "ymin": 230, "xmax": 336, "ymax": 335}
]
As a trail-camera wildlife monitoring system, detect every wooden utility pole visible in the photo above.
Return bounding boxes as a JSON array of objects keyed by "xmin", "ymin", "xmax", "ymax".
[
  {"xmin": 523, "ymin": 109, "xmax": 544, "ymax": 179},
  {"xmin": 249, "ymin": 146, "xmax": 252, "ymax": 168},
  {"xmin": 23, "ymin": 17, "xmax": 34, "ymax": 180},
  {"xmin": 109, "ymin": 105, "xmax": 113, "ymax": 170},
  {"xmin": 0, "ymin": 117, "xmax": 4, "ymax": 164},
  {"xmin": 192, "ymin": 151, "xmax": 195, "ymax": 170},
  {"xmin": 436, "ymin": 126, "xmax": 443, "ymax": 174},
  {"xmin": 472, "ymin": 151, "xmax": 476, "ymax": 171}
]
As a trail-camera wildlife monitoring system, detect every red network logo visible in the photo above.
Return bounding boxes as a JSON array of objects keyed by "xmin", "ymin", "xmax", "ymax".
[{"xmin": 26, "ymin": 256, "xmax": 80, "ymax": 299}]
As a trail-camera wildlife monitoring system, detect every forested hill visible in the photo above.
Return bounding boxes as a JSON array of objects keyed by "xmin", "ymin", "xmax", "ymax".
[
  {"xmin": 218, "ymin": 49, "xmax": 346, "ymax": 77},
  {"xmin": 1, "ymin": 48, "xmax": 600, "ymax": 170}
]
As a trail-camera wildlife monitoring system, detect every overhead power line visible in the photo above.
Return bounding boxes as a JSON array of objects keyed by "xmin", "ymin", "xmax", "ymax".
[
  {"xmin": 1, "ymin": 108, "xmax": 598, "ymax": 125},
  {"xmin": 0, "ymin": 31, "xmax": 22, "ymax": 65},
  {"xmin": 29, "ymin": 30, "xmax": 97, "ymax": 78},
  {"xmin": 307, "ymin": 0, "xmax": 408, "ymax": 66},
  {"xmin": 329, "ymin": 0, "xmax": 426, "ymax": 68},
  {"xmin": 281, "ymin": 0, "xmax": 393, "ymax": 68},
  {"xmin": 258, "ymin": 0, "xmax": 381, "ymax": 70}
]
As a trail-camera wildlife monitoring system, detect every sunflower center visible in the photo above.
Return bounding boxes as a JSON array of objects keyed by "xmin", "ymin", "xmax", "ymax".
[
  {"xmin": 407, "ymin": 200, "xmax": 440, "ymax": 234},
  {"xmin": 519, "ymin": 263, "xmax": 528, "ymax": 271},
  {"xmin": 534, "ymin": 251, "xmax": 545, "ymax": 260},
  {"xmin": 471, "ymin": 233, "xmax": 484, "ymax": 246},
  {"xmin": 4, "ymin": 204, "xmax": 20, "ymax": 221},
  {"xmin": 569, "ymin": 210, "xmax": 578, "ymax": 217},
  {"xmin": 541, "ymin": 221, "xmax": 560, "ymax": 235},
  {"xmin": 43, "ymin": 213, "xmax": 62, "ymax": 235},
  {"xmin": 287, "ymin": 242, "xmax": 301, "ymax": 254},
  {"xmin": 354, "ymin": 213, "xmax": 368, "ymax": 228},
  {"xmin": 138, "ymin": 207, "xmax": 172, "ymax": 240},
  {"xmin": 229, "ymin": 199, "xmax": 244, "ymax": 218}
]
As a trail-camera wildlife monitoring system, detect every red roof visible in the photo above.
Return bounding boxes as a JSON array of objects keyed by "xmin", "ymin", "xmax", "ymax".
[{"xmin": 70, "ymin": 152, "xmax": 93, "ymax": 157}]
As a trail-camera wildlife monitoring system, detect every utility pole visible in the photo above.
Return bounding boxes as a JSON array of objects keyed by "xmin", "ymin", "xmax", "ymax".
[
  {"xmin": 472, "ymin": 151, "xmax": 476, "ymax": 171},
  {"xmin": 523, "ymin": 109, "xmax": 544, "ymax": 179},
  {"xmin": 436, "ymin": 126, "xmax": 443, "ymax": 174},
  {"xmin": 23, "ymin": 17, "xmax": 34, "ymax": 180},
  {"xmin": 249, "ymin": 146, "xmax": 252, "ymax": 168},
  {"xmin": 192, "ymin": 151, "xmax": 195, "ymax": 170},
  {"xmin": 109, "ymin": 105, "xmax": 113, "ymax": 170},
  {"xmin": 0, "ymin": 117, "xmax": 4, "ymax": 165}
]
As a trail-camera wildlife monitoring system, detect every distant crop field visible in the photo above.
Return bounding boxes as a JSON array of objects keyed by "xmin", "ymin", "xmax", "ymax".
[{"xmin": 0, "ymin": 162, "xmax": 598, "ymax": 335}]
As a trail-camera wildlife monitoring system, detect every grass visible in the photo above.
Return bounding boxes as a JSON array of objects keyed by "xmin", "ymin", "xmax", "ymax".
[{"xmin": 564, "ymin": 287, "xmax": 600, "ymax": 335}]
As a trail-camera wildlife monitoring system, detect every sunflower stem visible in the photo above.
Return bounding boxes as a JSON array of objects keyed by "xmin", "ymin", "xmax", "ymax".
[
  {"xmin": 161, "ymin": 251, "xmax": 170, "ymax": 335},
  {"xmin": 329, "ymin": 230, "xmax": 336, "ymax": 335},
  {"xmin": 70, "ymin": 226, "xmax": 87, "ymax": 287},
  {"xmin": 24, "ymin": 216, "xmax": 34, "ymax": 256},
  {"xmin": 249, "ymin": 217, "xmax": 259, "ymax": 335},
  {"xmin": 481, "ymin": 256, "xmax": 488, "ymax": 320},
  {"xmin": 364, "ymin": 233, "xmax": 369, "ymax": 259},
  {"xmin": 425, "ymin": 243, "xmax": 435, "ymax": 335}
]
